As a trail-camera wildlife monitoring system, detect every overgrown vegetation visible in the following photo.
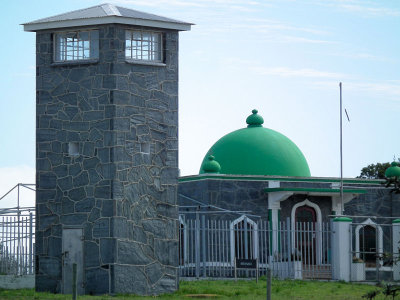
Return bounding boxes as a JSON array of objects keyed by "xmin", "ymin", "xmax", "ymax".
[{"xmin": 0, "ymin": 279, "xmax": 397, "ymax": 300}]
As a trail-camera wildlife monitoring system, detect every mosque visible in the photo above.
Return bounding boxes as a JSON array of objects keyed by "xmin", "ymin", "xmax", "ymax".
[{"xmin": 177, "ymin": 108, "xmax": 400, "ymax": 281}]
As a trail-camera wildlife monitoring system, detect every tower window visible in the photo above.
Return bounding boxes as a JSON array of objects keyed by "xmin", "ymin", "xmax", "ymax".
[
  {"xmin": 54, "ymin": 30, "xmax": 99, "ymax": 62},
  {"xmin": 140, "ymin": 143, "xmax": 150, "ymax": 155},
  {"xmin": 68, "ymin": 142, "xmax": 79, "ymax": 156},
  {"xmin": 125, "ymin": 30, "xmax": 162, "ymax": 62}
]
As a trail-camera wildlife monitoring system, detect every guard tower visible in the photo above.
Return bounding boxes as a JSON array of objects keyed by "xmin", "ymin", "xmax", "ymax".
[{"xmin": 23, "ymin": 4, "xmax": 191, "ymax": 295}]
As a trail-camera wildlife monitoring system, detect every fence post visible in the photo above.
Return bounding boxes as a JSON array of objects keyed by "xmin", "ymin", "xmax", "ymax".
[
  {"xmin": 332, "ymin": 217, "xmax": 352, "ymax": 281},
  {"xmin": 29, "ymin": 213, "xmax": 33, "ymax": 275},
  {"xmin": 392, "ymin": 219, "xmax": 400, "ymax": 280},
  {"xmin": 201, "ymin": 215, "xmax": 206, "ymax": 277},
  {"xmin": 195, "ymin": 209, "xmax": 200, "ymax": 279},
  {"xmin": 72, "ymin": 263, "xmax": 77, "ymax": 300},
  {"xmin": 266, "ymin": 267, "xmax": 272, "ymax": 300}
]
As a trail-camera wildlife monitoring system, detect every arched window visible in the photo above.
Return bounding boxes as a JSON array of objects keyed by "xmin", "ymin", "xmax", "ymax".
[
  {"xmin": 355, "ymin": 219, "xmax": 383, "ymax": 267},
  {"xmin": 230, "ymin": 215, "xmax": 258, "ymax": 263}
]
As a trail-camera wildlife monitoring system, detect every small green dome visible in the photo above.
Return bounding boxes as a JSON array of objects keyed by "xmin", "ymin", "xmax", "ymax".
[
  {"xmin": 202, "ymin": 155, "xmax": 221, "ymax": 173},
  {"xmin": 246, "ymin": 109, "xmax": 264, "ymax": 127},
  {"xmin": 385, "ymin": 161, "xmax": 400, "ymax": 179},
  {"xmin": 199, "ymin": 110, "xmax": 311, "ymax": 177}
]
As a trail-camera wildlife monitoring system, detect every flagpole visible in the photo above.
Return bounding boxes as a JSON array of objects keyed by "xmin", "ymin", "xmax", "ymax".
[{"xmin": 339, "ymin": 82, "xmax": 344, "ymax": 215}]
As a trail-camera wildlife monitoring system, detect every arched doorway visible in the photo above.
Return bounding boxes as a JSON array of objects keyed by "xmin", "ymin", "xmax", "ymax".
[
  {"xmin": 295, "ymin": 205, "xmax": 317, "ymax": 264},
  {"xmin": 359, "ymin": 225, "xmax": 376, "ymax": 266}
]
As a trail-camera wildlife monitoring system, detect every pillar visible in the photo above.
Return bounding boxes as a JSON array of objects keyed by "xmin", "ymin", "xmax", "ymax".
[
  {"xmin": 332, "ymin": 216, "xmax": 352, "ymax": 281},
  {"xmin": 393, "ymin": 219, "xmax": 400, "ymax": 280}
]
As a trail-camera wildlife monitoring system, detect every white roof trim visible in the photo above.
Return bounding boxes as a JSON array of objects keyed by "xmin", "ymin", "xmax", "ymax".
[{"xmin": 23, "ymin": 16, "xmax": 191, "ymax": 32}]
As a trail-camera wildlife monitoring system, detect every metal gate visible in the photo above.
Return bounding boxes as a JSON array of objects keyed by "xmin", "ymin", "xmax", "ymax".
[
  {"xmin": 178, "ymin": 215, "xmax": 332, "ymax": 280},
  {"xmin": 350, "ymin": 221, "xmax": 395, "ymax": 282}
]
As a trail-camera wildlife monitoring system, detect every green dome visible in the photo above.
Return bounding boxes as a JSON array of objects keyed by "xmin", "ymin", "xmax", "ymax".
[
  {"xmin": 202, "ymin": 155, "xmax": 221, "ymax": 173},
  {"xmin": 200, "ymin": 110, "xmax": 311, "ymax": 177},
  {"xmin": 385, "ymin": 161, "xmax": 400, "ymax": 179}
]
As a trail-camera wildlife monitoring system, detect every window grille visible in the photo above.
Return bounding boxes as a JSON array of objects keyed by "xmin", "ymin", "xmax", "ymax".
[
  {"xmin": 54, "ymin": 30, "xmax": 99, "ymax": 62},
  {"xmin": 125, "ymin": 30, "xmax": 162, "ymax": 62}
]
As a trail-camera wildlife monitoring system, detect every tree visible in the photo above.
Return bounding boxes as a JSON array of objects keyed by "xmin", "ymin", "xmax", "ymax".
[{"xmin": 357, "ymin": 162, "xmax": 391, "ymax": 179}]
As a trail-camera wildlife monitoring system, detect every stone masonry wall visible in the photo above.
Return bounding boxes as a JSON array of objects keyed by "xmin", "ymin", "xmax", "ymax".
[{"xmin": 35, "ymin": 24, "xmax": 179, "ymax": 295}]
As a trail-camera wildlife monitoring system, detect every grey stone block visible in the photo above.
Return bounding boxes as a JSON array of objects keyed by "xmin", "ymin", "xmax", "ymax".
[
  {"xmin": 100, "ymin": 238, "xmax": 116, "ymax": 264},
  {"xmin": 145, "ymin": 262, "xmax": 163, "ymax": 285},
  {"xmin": 39, "ymin": 215, "xmax": 58, "ymax": 231},
  {"xmin": 111, "ymin": 217, "xmax": 127, "ymax": 238},
  {"xmin": 85, "ymin": 268, "xmax": 109, "ymax": 295},
  {"xmin": 47, "ymin": 237, "xmax": 62, "ymax": 257},
  {"xmin": 39, "ymin": 257, "xmax": 61, "ymax": 277},
  {"xmin": 83, "ymin": 157, "xmax": 100, "ymax": 170},
  {"xmin": 89, "ymin": 207, "xmax": 101, "ymax": 222},
  {"xmin": 84, "ymin": 241, "xmax": 100, "ymax": 268},
  {"xmin": 39, "ymin": 173, "xmax": 57, "ymax": 189},
  {"xmin": 118, "ymin": 240, "xmax": 152, "ymax": 265},
  {"xmin": 93, "ymin": 218, "xmax": 110, "ymax": 237},
  {"xmin": 69, "ymin": 163, "xmax": 81, "ymax": 176},
  {"xmin": 73, "ymin": 171, "xmax": 89, "ymax": 187},
  {"xmin": 60, "ymin": 214, "xmax": 87, "ymax": 225},
  {"xmin": 154, "ymin": 239, "xmax": 178, "ymax": 266},
  {"xmin": 113, "ymin": 265, "xmax": 147, "ymax": 295},
  {"xmin": 101, "ymin": 200, "xmax": 114, "ymax": 217},
  {"xmin": 95, "ymin": 185, "xmax": 111, "ymax": 199},
  {"xmin": 76, "ymin": 198, "xmax": 95, "ymax": 212},
  {"xmin": 69, "ymin": 68, "xmax": 90, "ymax": 82},
  {"xmin": 68, "ymin": 187, "xmax": 86, "ymax": 201}
]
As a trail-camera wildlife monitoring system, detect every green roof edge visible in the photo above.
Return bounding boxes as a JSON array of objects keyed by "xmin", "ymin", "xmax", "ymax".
[
  {"xmin": 179, "ymin": 174, "xmax": 383, "ymax": 185},
  {"xmin": 263, "ymin": 187, "xmax": 366, "ymax": 194},
  {"xmin": 333, "ymin": 217, "xmax": 353, "ymax": 222}
]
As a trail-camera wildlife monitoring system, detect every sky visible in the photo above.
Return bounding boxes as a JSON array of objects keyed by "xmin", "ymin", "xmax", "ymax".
[{"xmin": 0, "ymin": 0, "xmax": 399, "ymax": 206}]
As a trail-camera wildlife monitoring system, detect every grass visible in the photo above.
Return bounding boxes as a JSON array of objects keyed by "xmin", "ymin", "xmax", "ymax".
[{"xmin": 0, "ymin": 279, "xmax": 391, "ymax": 300}]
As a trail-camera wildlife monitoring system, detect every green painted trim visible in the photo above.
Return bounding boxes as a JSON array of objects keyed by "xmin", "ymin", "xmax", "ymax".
[
  {"xmin": 333, "ymin": 217, "xmax": 353, "ymax": 222},
  {"xmin": 392, "ymin": 219, "xmax": 400, "ymax": 224},
  {"xmin": 179, "ymin": 174, "xmax": 383, "ymax": 185},
  {"xmin": 263, "ymin": 187, "xmax": 366, "ymax": 194}
]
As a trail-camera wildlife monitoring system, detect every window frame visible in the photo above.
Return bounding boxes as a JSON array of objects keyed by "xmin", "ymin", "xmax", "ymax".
[
  {"xmin": 125, "ymin": 29, "xmax": 164, "ymax": 64},
  {"xmin": 53, "ymin": 29, "xmax": 99, "ymax": 63}
]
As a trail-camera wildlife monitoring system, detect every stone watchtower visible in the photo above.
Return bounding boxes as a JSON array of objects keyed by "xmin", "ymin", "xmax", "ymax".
[{"xmin": 23, "ymin": 4, "xmax": 191, "ymax": 295}]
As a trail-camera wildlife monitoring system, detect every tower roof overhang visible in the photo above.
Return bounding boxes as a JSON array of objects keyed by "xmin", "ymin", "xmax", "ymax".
[{"xmin": 22, "ymin": 3, "xmax": 193, "ymax": 32}]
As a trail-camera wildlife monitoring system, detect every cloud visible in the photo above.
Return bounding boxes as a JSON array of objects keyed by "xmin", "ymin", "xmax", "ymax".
[
  {"xmin": 250, "ymin": 66, "xmax": 348, "ymax": 79},
  {"xmin": 311, "ymin": 79, "xmax": 400, "ymax": 100},
  {"xmin": 315, "ymin": 0, "xmax": 400, "ymax": 17},
  {"xmin": 111, "ymin": 0, "xmax": 264, "ymax": 8},
  {"xmin": 338, "ymin": 3, "xmax": 400, "ymax": 17}
]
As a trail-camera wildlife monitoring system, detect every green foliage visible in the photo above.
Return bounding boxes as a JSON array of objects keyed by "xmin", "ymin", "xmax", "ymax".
[
  {"xmin": 362, "ymin": 290, "xmax": 380, "ymax": 300},
  {"xmin": 381, "ymin": 283, "xmax": 400, "ymax": 300},
  {"xmin": 358, "ymin": 162, "xmax": 390, "ymax": 179}
]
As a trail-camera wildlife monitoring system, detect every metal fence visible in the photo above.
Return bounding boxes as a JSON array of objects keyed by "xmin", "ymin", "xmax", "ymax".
[
  {"xmin": 0, "ymin": 183, "xmax": 36, "ymax": 276},
  {"xmin": 179, "ymin": 215, "xmax": 332, "ymax": 280},
  {"xmin": 0, "ymin": 213, "xmax": 35, "ymax": 275}
]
